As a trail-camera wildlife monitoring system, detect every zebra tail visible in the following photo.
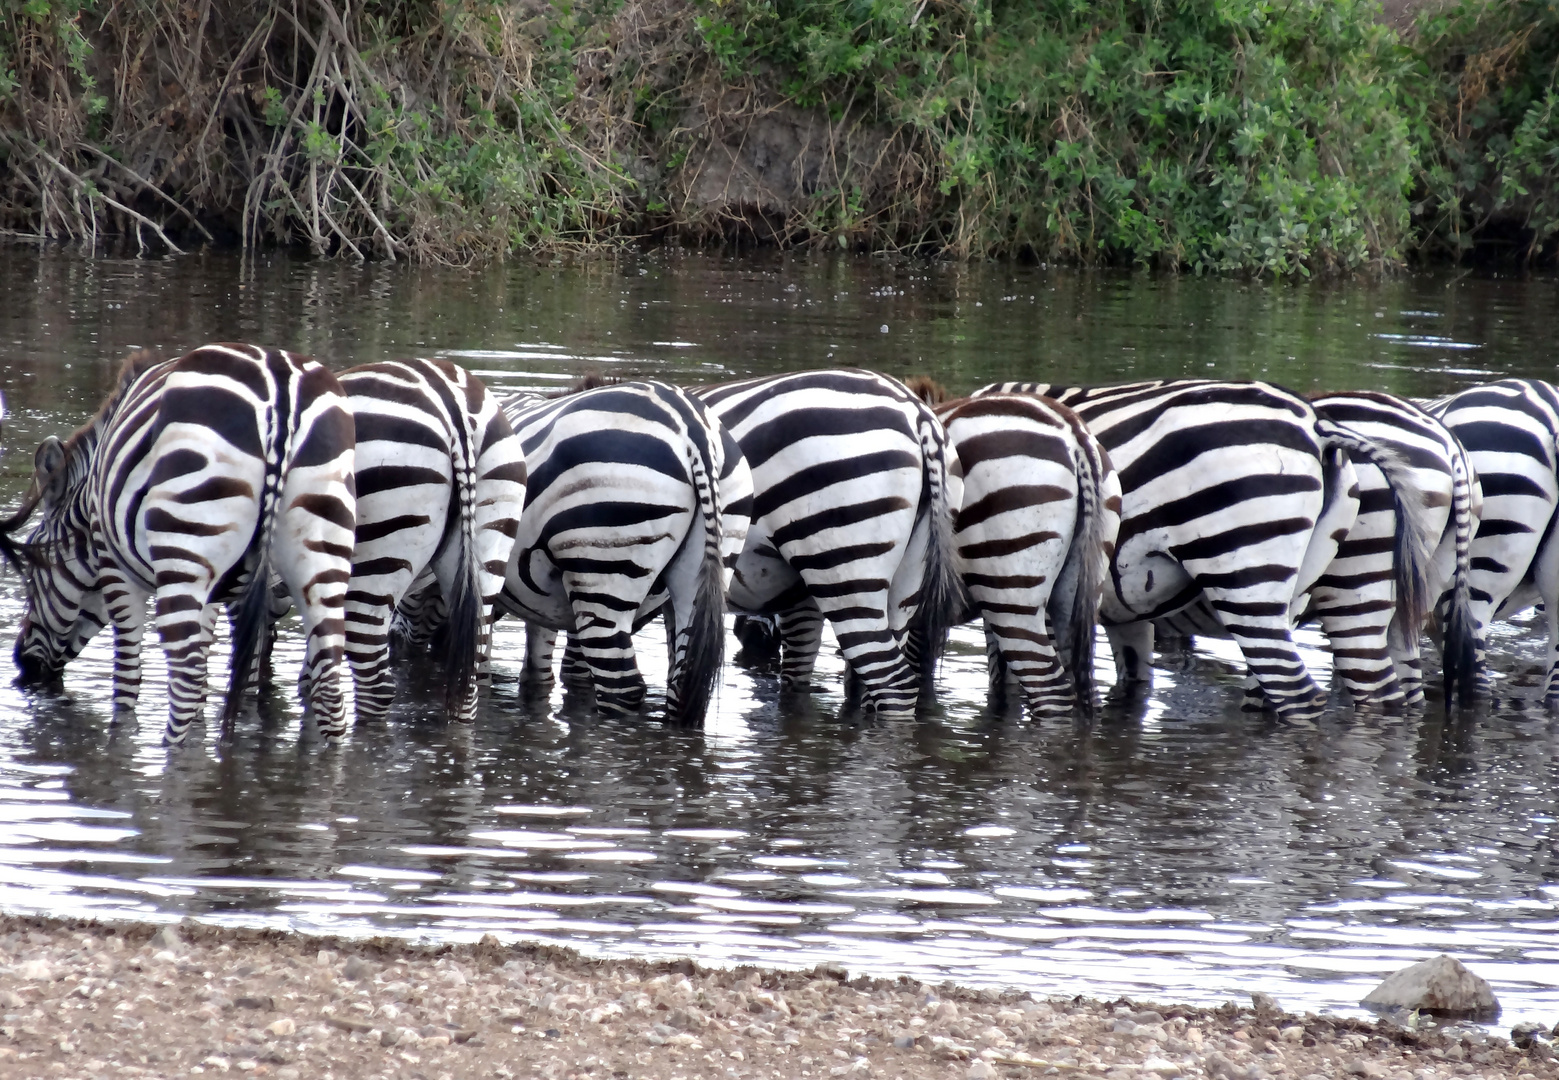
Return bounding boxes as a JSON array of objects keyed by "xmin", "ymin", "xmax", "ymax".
[
  {"xmin": 1315, "ymin": 419, "xmax": 1438, "ymax": 659},
  {"xmin": 440, "ymin": 403, "xmax": 485, "ymax": 719},
  {"xmin": 1060, "ymin": 440, "xmax": 1110, "ymax": 714},
  {"xmin": 913, "ymin": 406, "xmax": 962, "ymax": 682},
  {"xmin": 1441, "ymin": 435, "xmax": 1479, "ymax": 706},
  {"xmin": 673, "ymin": 440, "xmax": 726, "ymax": 726},
  {"xmin": 224, "ymin": 495, "xmax": 282, "ymax": 727}
]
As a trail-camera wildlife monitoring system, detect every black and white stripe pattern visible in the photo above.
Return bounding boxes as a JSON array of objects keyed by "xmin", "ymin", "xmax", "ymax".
[
  {"xmin": 1428, "ymin": 378, "xmax": 1559, "ymax": 700},
  {"xmin": 979, "ymin": 379, "xmax": 1435, "ymax": 720},
  {"xmin": 1306, "ymin": 391, "xmax": 1478, "ymax": 706},
  {"xmin": 498, "ymin": 381, "xmax": 749, "ymax": 724},
  {"xmin": 4, "ymin": 343, "xmax": 357, "ymax": 742},
  {"xmin": 338, "ymin": 359, "xmax": 525, "ymax": 722},
  {"xmin": 690, "ymin": 369, "xmax": 960, "ymax": 717},
  {"xmin": 933, "ymin": 392, "xmax": 1121, "ymax": 717}
]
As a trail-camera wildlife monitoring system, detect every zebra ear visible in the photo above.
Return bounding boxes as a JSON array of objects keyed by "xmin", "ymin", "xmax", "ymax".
[{"xmin": 34, "ymin": 437, "xmax": 67, "ymax": 504}]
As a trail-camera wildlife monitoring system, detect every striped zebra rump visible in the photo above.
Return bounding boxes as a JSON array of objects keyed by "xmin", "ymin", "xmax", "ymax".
[
  {"xmin": 498, "ymin": 381, "xmax": 746, "ymax": 725},
  {"xmin": 338, "ymin": 359, "xmax": 525, "ymax": 724},
  {"xmin": 977, "ymin": 379, "xmax": 1373, "ymax": 721},
  {"xmin": 4, "ymin": 343, "xmax": 356, "ymax": 743},
  {"xmin": 691, "ymin": 369, "xmax": 960, "ymax": 717},
  {"xmin": 1428, "ymin": 378, "xmax": 1559, "ymax": 702},
  {"xmin": 1306, "ymin": 392, "xmax": 1473, "ymax": 708},
  {"xmin": 932, "ymin": 392, "xmax": 1121, "ymax": 718}
]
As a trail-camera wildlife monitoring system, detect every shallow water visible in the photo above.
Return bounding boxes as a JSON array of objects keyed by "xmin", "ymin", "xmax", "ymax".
[{"xmin": 2, "ymin": 250, "xmax": 1558, "ymax": 1029}]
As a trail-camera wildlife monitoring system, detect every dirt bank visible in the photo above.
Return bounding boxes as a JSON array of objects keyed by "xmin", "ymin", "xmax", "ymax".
[{"xmin": 0, "ymin": 914, "xmax": 1553, "ymax": 1080}]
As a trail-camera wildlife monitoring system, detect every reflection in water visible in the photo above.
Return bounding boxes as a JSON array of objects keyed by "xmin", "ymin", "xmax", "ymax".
[{"xmin": 1, "ymin": 251, "xmax": 1558, "ymax": 1028}]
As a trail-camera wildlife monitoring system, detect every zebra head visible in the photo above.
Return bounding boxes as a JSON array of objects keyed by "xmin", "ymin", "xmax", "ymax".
[{"xmin": 9, "ymin": 434, "xmax": 106, "ymax": 686}]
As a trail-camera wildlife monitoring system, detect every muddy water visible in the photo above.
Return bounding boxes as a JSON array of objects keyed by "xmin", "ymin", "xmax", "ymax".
[{"xmin": 1, "ymin": 250, "xmax": 1557, "ymax": 1028}]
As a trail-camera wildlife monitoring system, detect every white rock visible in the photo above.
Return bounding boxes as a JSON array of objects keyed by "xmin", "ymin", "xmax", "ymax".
[
  {"xmin": 267, "ymin": 1018, "xmax": 296, "ymax": 1037},
  {"xmin": 16, "ymin": 960, "xmax": 50, "ymax": 981},
  {"xmin": 1143, "ymin": 1056, "xmax": 1184, "ymax": 1077},
  {"xmin": 968, "ymin": 1062, "xmax": 995, "ymax": 1080},
  {"xmin": 153, "ymin": 925, "xmax": 183, "ymax": 953},
  {"xmin": 1361, "ymin": 955, "xmax": 1499, "ymax": 1019}
]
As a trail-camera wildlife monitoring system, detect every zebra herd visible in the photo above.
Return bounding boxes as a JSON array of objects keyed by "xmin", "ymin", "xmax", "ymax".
[{"xmin": 2, "ymin": 341, "xmax": 1558, "ymax": 744}]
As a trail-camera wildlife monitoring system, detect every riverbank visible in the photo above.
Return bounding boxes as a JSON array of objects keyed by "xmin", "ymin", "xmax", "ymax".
[
  {"xmin": 2, "ymin": 0, "xmax": 1556, "ymax": 271},
  {"xmin": 0, "ymin": 914, "xmax": 1551, "ymax": 1080}
]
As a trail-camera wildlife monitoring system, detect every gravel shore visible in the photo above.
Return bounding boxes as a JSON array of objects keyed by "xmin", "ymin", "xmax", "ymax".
[{"xmin": 0, "ymin": 914, "xmax": 1553, "ymax": 1080}]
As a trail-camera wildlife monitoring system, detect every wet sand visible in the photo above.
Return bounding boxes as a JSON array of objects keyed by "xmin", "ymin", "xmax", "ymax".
[{"xmin": 0, "ymin": 914, "xmax": 1552, "ymax": 1080}]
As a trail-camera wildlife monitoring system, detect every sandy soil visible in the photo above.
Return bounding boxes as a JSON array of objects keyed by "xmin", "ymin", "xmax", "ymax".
[{"xmin": 0, "ymin": 914, "xmax": 1553, "ymax": 1080}]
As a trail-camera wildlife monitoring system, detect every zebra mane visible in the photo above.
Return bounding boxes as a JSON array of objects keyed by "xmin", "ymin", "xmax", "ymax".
[
  {"xmin": 903, "ymin": 376, "xmax": 950, "ymax": 406},
  {"xmin": 0, "ymin": 348, "xmax": 166, "ymax": 545},
  {"xmin": 550, "ymin": 371, "xmax": 622, "ymax": 397}
]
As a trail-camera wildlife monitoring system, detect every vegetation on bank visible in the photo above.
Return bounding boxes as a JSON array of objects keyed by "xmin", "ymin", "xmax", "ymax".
[{"xmin": 0, "ymin": 0, "xmax": 1555, "ymax": 271}]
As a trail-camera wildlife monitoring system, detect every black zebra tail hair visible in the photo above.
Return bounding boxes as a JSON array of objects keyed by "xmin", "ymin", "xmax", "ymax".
[
  {"xmin": 1315, "ymin": 419, "xmax": 1437, "ymax": 654},
  {"xmin": 913, "ymin": 405, "xmax": 962, "ymax": 683},
  {"xmin": 224, "ymin": 495, "xmax": 281, "ymax": 730},
  {"xmin": 440, "ymin": 409, "xmax": 485, "ymax": 720},
  {"xmin": 1060, "ymin": 439, "xmax": 1111, "ymax": 714},
  {"xmin": 1441, "ymin": 435, "xmax": 1480, "ymax": 706},
  {"xmin": 673, "ymin": 443, "xmax": 726, "ymax": 726}
]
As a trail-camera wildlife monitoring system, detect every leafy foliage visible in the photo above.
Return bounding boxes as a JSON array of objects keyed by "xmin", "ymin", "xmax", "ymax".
[{"xmin": 0, "ymin": 0, "xmax": 1555, "ymax": 269}]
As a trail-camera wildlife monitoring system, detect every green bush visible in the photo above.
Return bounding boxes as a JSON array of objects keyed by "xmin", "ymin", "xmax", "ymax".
[{"xmin": 1411, "ymin": 0, "xmax": 1559, "ymax": 262}]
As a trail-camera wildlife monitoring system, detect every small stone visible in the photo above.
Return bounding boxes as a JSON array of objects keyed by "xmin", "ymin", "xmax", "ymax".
[
  {"xmin": 1143, "ymin": 1057, "xmax": 1183, "ymax": 1077},
  {"xmin": 1280, "ymin": 1026, "xmax": 1304, "ymax": 1043},
  {"xmin": 1361, "ymin": 955, "xmax": 1500, "ymax": 1020},
  {"xmin": 423, "ymin": 1034, "xmax": 451, "ymax": 1049},
  {"xmin": 153, "ymin": 925, "xmax": 182, "ymax": 953},
  {"xmin": 968, "ymin": 1062, "xmax": 995, "ymax": 1080},
  {"xmin": 201, "ymin": 1056, "xmax": 232, "ymax": 1072},
  {"xmin": 234, "ymin": 995, "xmax": 274, "ymax": 1011},
  {"xmin": 1511, "ymin": 1023, "xmax": 1546, "ymax": 1049},
  {"xmin": 276, "ymin": 1070, "xmax": 300, "ymax": 1080},
  {"xmin": 15, "ymin": 960, "xmax": 49, "ymax": 981},
  {"xmin": 1251, "ymin": 993, "xmax": 1280, "ymax": 1016},
  {"xmin": 341, "ymin": 956, "xmax": 373, "ymax": 981},
  {"xmin": 893, "ymin": 1034, "xmax": 917, "ymax": 1050},
  {"xmin": 442, "ymin": 966, "xmax": 467, "ymax": 987},
  {"xmin": 0, "ymin": 990, "xmax": 23, "ymax": 1008},
  {"xmin": 315, "ymin": 949, "xmax": 337, "ymax": 967},
  {"xmin": 267, "ymin": 1018, "xmax": 296, "ymax": 1038},
  {"xmin": 380, "ymin": 1029, "xmax": 400, "ymax": 1047},
  {"xmin": 933, "ymin": 1000, "xmax": 959, "ymax": 1023},
  {"xmin": 1345, "ymin": 1060, "xmax": 1385, "ymax": 1079}
]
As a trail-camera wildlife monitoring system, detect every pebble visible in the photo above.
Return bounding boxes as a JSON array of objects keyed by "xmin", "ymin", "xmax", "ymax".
[
  {"xmin": 0, "ymin": 989, "xmax": 24, "ymax": 1007},
  {"xmin": 342, "ymin": 956, "xmax": 373, "ymax": 981},
  {"xmin": 153, "ymin": 925, "xmax": 182, "ymax": 953},
  {"xmin": 17, "ymin": 959, "xmax": 51, "ymax": 981},
  {"xmin": 968, "ymin": 1062, "xmax": 995, "ymax": 1080},
  {"xmin": 316, "ymin": 949, "xmax": 337, "ymax": 967},
  {"xmin": 267, "ymin": 1018, "xmax": 296, "ymax": 1037}
]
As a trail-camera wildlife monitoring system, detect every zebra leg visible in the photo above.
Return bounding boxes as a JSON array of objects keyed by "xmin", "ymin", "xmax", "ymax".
[
  {"xmin": 1219, "ymin": 612, "xmax": 1325, "ymax": 720},
  {"xmin": 560, "ymin": 634, "xmax": 593, "ymax": 687},
  {"xmin": 778, "ymin": 602, "xmax": 826, "ymax": 691},
  {"xmin": 1533, "ymin": 535, "xmax": 1559, "ymax": 706},
  {"xmin": 273, "ymin": 448, "xmax": 356, "ymax": 739},
  {"xmin": 157, "ymin": 597, "xmax": 219, "ymax": 743},
  {"xmin": 1387, "ymin": 621, "xmax": 1426, "ymax": 707},
  {"xmin": 102, "ymin": 569, "xmax": 148, "ymax": 714},
  {"xmin": 523, "ymin": 623, "xmax": 558, "ymax": 687},
  {"xmin": 570, "ymin": 611, "xmax": 646, "ymax": 714},
  {"xmin": 1106, "ymin": 621, "xmax": 1154, "ymax": 687},
  {"xmin": 982, "ymin": 605, "xmax": 1074, "ymax": 719},
  {"xmin": 1314, "ymin": 605, "xmax": 1405, "ymax": 710}
]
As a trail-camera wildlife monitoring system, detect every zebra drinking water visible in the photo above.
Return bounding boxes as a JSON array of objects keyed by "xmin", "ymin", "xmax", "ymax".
[
  {"xmin": 689, "ymin": 369, "xmax": 961, "ymax": 716},
  {"xmin": 977, "ymin": 379, "xmax": 1437, "ymax": 719},
  {"xmin": 495, "ymin": 380, "xmax": 750, "ymax": 725},
  {"xmin": 2, "ymin": 343, "xmax": 357, "ymax": 742}
]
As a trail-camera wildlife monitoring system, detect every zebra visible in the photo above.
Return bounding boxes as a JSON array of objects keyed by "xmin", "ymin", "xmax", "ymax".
[
  {"xmin": 1151, "ymin": 391, "xmax": 1479, "ymax": 709},
  {"xmin": 1427, "ymin": 378, "xmax": 1559, "ymax": 702},
  {"xmin": 1, "ymin": 343, "xmax": 357, "ymax": 742},
  {"xmin": 688, "ymin": 369, "xmax": 961, "ymax": 717},
  {"xmin": 1305, "ymin": 391, "xmax": 1479, "ymax": 706},
  {"xmin": 977, "ymin": 379, "xmax": 1438, "ymax": 720},
  {"xmin": 910, "ymin": 381, "xmax": 1122, "ymax": 718},
  {"xmin": 334, "ymin": 358, "xmax": 526, "ymax": 723},
  {"xmin": 495, "ymin": 380, "xmax": 750, "ymax": 725}
]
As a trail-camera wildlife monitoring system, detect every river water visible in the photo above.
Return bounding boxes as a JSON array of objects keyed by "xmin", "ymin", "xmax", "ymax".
[{"xmin": 1, "ymin": 250, "xmax": 1557, "ymax": 1029}]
